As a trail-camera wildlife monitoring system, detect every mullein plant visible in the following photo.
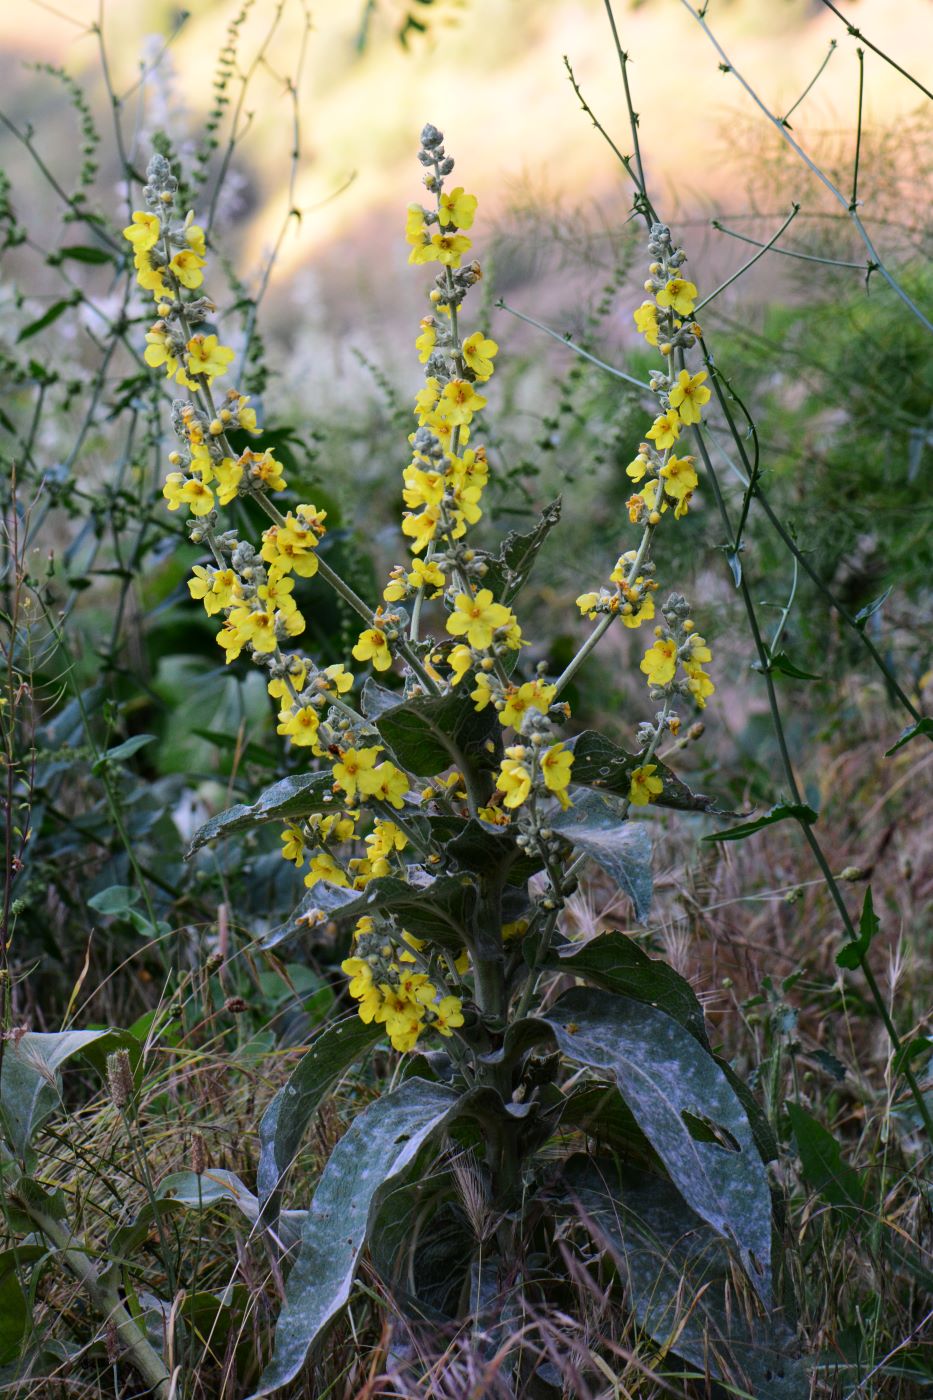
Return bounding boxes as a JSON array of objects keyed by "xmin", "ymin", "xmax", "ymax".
[{"xmin": 128, "ymin": 133, "xmax": 799, "ymax": 1397}]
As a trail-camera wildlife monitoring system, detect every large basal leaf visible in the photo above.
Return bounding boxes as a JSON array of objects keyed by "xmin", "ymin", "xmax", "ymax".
[
  {"xmin": 551, "ymin": 792, "xmax": 653, "ymax": 922},
  {"xmin": 258, "ymin": 1017, "xmax": 383, "ymax": 1230},
  {"xmin": 566, "ymin": 731, "xmax": 714, "ymax": 814},
  {"xmin": 375, "ymin": 690, "xmax": 497, "ymax": 777},
  {"xmin": 249, "ymin": 1078, "xmax": 462, "ymax": 1398},
  {"xmin": 564, "ymin": 1156, "xmax": 804, "ymax": 1399},
  {"xmin": 544, "ymin": 988, "xmax": 772, "ymax": 1303},
  {"xmin": 186, "ymin": 772, "xmax": 338, "ymax": 856},
  {"xmin": 264, "ymin": 872, "xmax": 476, "ymax": 950},
  {"xmin": 479, "ymin": 497, "xmax": 562, "ymax": 603},
  {"xmin": 0, "ymin": 1029, "xmax": 131, "ymax": 1160},
  {"xmin": 544, "ymin": 930, "xmax": 708, "ymax": 1046}
]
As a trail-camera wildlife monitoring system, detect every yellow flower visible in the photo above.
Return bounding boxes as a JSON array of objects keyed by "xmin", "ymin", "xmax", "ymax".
[
  {"xmin": 621, "ymin": 593, "xmax": 655, "ymax": 629},
  {"xmin": 470, "ymin": 673, "xmax": 494, "ymax": 711},
  {"xmin": 541, "ymin": 743, "xmax": 573, "ymax": 809},
  {"xmin": 668, "ymin": 369, "xmax": 710, "ymax": 425},
  {"xmin": 305, "ymin": 853, "xmax": 348, "ymax": 890},
  {"xmin": 261, "ymin": 514, "xmax": 322, "ymax": 577},
  {"xmin": 370, "ymin": 761, "xmax": 409, "ymax": 809},
  {"xmin": 626, "ymin": 453, "xmax": 650, "ymax": 484},
  {"xmin": 629, "ymin": 763, "xmax": 664, "ymax": 807},
  {"xmin": 281, "ymin": 824, "xmax": 305, "ymax": 865},
  {"xmin": 405, "ymin": 203, "xmax": 428, "ymax": 247},
  {"xmin": 414, "ymin": 378, "xmax": 441, "ymax": 422},
  {"xmin": 656, "ymin": 277, "xmax": 698, "ymax": 316},
  {"xmin": 576, "ymin": 591, "xmax": 601, "ymax": 619},
  {"xmin": 341, "ymin": 955, "xmax": 373, "ymax": 1000},
  {"xmin": 446, "ymin": 589, "xmax": 513, "ymax": 650},
  {"xmin": 420, "ymin": 231, "xmax": 472, "ymax": 267},
  {"xmin": 352, "ymin": 627, "xmax": 393, "ymax": 672},
  {"xmin": 188, "ymin": 565, "xmax": 238, "ymax": 615},
  {"xmin": 659, "ymin": 454, "xmax": 698, "ymax": 515},
  {"xmin": 433, "ymin": 995, "xmax": 465, "ymax": 1036},
  {"xmin": 646, "ymin": 410, "xmax": 681, "ymax": 451},
  {"xmin": 438, "ymin": 187, "xmax": 477, "ymax": 229},
  {"xmin": 177, "ymin": 478, "xmax": 214, "ymax": 516},
  {"xmin": 333, "ymin": 746, "xmax": 382, "ymax": 801},
  {"xmin": 241, "ymin": 449, "xmax": 286, "ymax": 493},
  {"xmin": 447, "ymin": 644, "xmax": 474, "ymax": 685},
  {"xmin": 169, "ymin": 249, "xmax": 205, "ymax": 289},
  {"xmin": 402, "ymin": 504, "xmax": 442, "ymax": 553},
  {"xmin": 122, "ymin": 211, "xmax": 161, "ymax": 252},
  {"xmin": 185, "ymin": 219, "xmax": 206, "ymax": 257},
  {"xmin": 215, "ymin": 619, "xmax": 245, "ymax": 663},
  {"xmin": 321, "ymin": 663, "xmax": 354, "ymax": 695},
  {"xmin": 408, "ymin": 557, "xmax": 446, "ymax": 595},
  {"xmin": 214, "ymin": 456, "xmax": 244, "ymax": 505},
  {"xmin": 640, "ymin": 636, "xmax": 677, "ymax": 686},
  {"xmin": 415, "ymin": 317, "xmax": 436, "ymax": 363},
  {"xmin": 134, "ymin": 250, "xmax": 167, "ymax": 299},
  {"xmin": 162, "ymin": 472, "xmax": 186, "ymax": 511},
  {"xmin": 462, "ymin": 331, "xmax": 498, "ymax": 381},
  {"xmin": 437, "ymin": 379, "xmax": 486, "ymax": 426},
  {"xmin": 633, "ymin": 300, "xmax": 659, "ymax": 346},
  {"xmin": 144, "ymin": 323, "xmax": 182, "ymax": 379},
  {"xmin": 228, "ymin": 605, "xmax": 277, "ymax": 654},
  {"xmin": 686, "ymin": 633, "xmax": 712, "ymax": 665},
  {"xmin": 185, "ymin": 334, "xmax": 235, "ymax": 382},
  {"xmin": 497, "ymin": 757, "xmax": 531, "ymax": 810},
  {"xmin": 499, "ymin": 680, "xmax": 556, "ymax": 730},
  {"xmin": 277, "ymin": 705, "xmax": 320, "ymax": 747},
  {"xmin": 684, "ymin": 664, "xmax": 715, "ymax": 709}
]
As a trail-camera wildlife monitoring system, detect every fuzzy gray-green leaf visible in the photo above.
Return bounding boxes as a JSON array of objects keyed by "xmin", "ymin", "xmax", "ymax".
[
  {"xmin": 551, "ymin": 793, "xmax": 653, "ymax": 922},
  {"xmin": 545, "ymin": 988, "xmax": 772, "ymax": 1303}
]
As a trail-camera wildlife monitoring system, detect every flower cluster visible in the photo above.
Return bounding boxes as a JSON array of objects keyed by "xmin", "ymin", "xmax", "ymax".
[
  {"xmin": 341, "ymin": 917, "xmax": 465, "ymax": 1052},
  {"xmin": 575, "ymin": 221, "xmax": 715, "ymax": 807}
]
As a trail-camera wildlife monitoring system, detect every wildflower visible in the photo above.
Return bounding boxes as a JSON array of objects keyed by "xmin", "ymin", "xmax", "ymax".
[
  {"xmin": 685, "ymin": 664, "xmax": 715, "ymax": 708},
  {"xmin": 184, "ymin": 219, "xmax": 206, "ymax": 257},
  {"xmin": 433, "ymin": 995, "xmax": 465, "ymax": 1036},
  {"xmin": 229, "ymin": 605, "xmax": 277, "ymax": 654},
  {"xmin": 261, "ymin": 514, "xmax": 322, "ymax": 577},
  {"xmin": 640, "ymin": 636, "xmax": 678, "ymax": 686},
  {"xmin": 646, "ymin": 410, "xmax": 681, "ymax": 451},
  {"xmin": 659, "ymin": 455, "xmax": 698, "ymax": 516},
  {"xmin": 353, "ymin": 627, "xmax": 393, "ymax": 672},
  {"xmin": 621, "ymin": 594, "xmax": 655, "ymax": 629},
  {"xmin": 333, "ymin": 746, "xmax": 382, "ymax": 801},
  {"xmin": 177, "ymin": 478, "xmax": 214, "ymax": 516},
  {"xmin": 447, "ymin": 644, "xmax": 474, "ymax": 685},
  {"xmin": 370, "ymin": 761, "xmax": 409, "ymax": 809},
  {"xmin": 188, "ymin": 565, "xmax": 238, "ymax": 615},
  {"xmin": 438, "ymin": 187, "xmax": 477, "ymax": 228},
  {"xmin": 462, "ymin": 332, "xmax": 498, "ymax": 381},
  {"xmin": 437, "ymin": 379, "xmax": 486, "ymax": 425},
  {"xmin": 341, "ymin": 955, "xmax": 373, "ymax": 1000},
  {"xmin": 447, "ymin": 589, "xmax": 513, "ymax": 650},
  {"xmin": 185, "ymin": 334, "xmax": 235, "ymax": 382},
  {"xmin": 626, "ymin": 453, "xmax": 650, "ymax": 484},
  {"xmin": 470, "ymin": 673, "xmax": 494, "ymax": 711},
  {"xmin": 415, "ymin": 317, "xmax": 436, "ymax": 363},
  {"xmin": 633, "ymin": 300, "xmax": 659, "ymax": 346},
  {"xmin": 214, "ymin": 457, "xmax": 244, "ymax": 505},
  {"xmin": 576, "ymin": 591, "xmax": 601, "ymax": 619},
  {"xmin": 656, "ymin": 277, "xmax": 698, "ymax": 316},
  {"xmin": 281, "ymin": 825, "xmax": 305, "ymax": 865},
  {"xmin": 629, "ymin": 764, "xmax": 664, "ymax": 806},
  {"xmin": 497, "ymin": 756, "xmax": 532, "ymax": 809},
  {"xmin": 499, "ymin": 680, "xmax": 556, "ymax": 729},
  {"xmin": 277, "ymin": 705, "xmax": 320, "ymax": 747},
  {"xmin": 541, "ymin": 743, "xmax": 574, "ymax": 808},
  {"xmin": 168, "ymin": 249, "xmax": 205, "ymax": 289},
  {"xmin": 122, "ymin": 211, "xmax": 160, "ymax": 251},
  {"xmin": 668, "ymin": 369, "xmax": 710, "ymax": 425},
  {"xmin": 305, "ymin": 853, "xmax": 348, "ymax": 889}
]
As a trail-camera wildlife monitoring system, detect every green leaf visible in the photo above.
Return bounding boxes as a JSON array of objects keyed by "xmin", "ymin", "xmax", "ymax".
[
  {"xmin": 551, "ymin": 792, "xmax": 652, "ymax": 922},
  {"xmin": 559, "ymin": 1084, "xmax": 657, "ymax": 1164},
  {"xmin": 112, "ymin": 1169, "xmax": 305, "ymax": 1262},
  {"xmin": 16, "ymin": 296, "xmax": 78, "ymax": 342},
  {"xmin": 265, "ymin": 873, "xmax": 476, "ymax": 951},
  {"xmin": 892, "ymin": 1035, "xmax": 933, "ymax": 1078},
  {"xmin": 566, "ymin": 731, "xmax": 714, "ymax": 814},
  {"xmin": 480, "ymin": 498, "xmax": 562, "ymax": 603},
  {"xmin": 375, "ymin": 690, "xmax": 496, "ymax": 777},
  {"xmin": 360, "ymin": 677, "xmax": 402, "ymax": 719},
  {"xmin": 544, "ymin": 989, "xmax": 772, "ymax": 1302},
  {"xmin": 91, "ymin": 733, "xmax": 157, "ymax": 772},
  {"xmin": 785, "ymin": 1102, "xmax": 864, "ymax": 1219},
  {"xmin": 186, "ymin": 772, "xmax": 338, "ymax": 856},
  {"xmin": 755, "ymin": 649, "xmax": 822, "ymax": 681},
  {"xmin": 836, "ymin": 887, "xmax": 878, "ymax": 970},
  {"xmin": 0, "ymin": 1030, "xmax": 123, "ymax": 1159},
  {"xmin": 0, "ymin": 1244, "xmax": 47, "ymax": 1365},
  {"xmin": 55, "ymin": 244, "xmax": 114, "ymax": 265},
  {"xmin": 544, "ymin": 931, "xmax": 708, "ymax": 1046},
  {"xmin": 87, "ymin": 885, "xmax": 140, "ymax": 916},
  {"xmin": 251, "ymin": 1079, "xmax": 462, "ymax": 1397},
  {"xmin": 704, "ymin": 801, "xmax": 818, "ymax": 843},
  {"xmin": 565, "ymin": 1157, "xmax": 805, "ymax": 1398},
  {"xmin": 854, "ymin": 586, "xmax": 893, "ymax": 630},
  {"xmin": 884, "ymin": 715, "xmax": 933, "ymax": 756},
  {"xmin": 257, "ymin": 1017, "xmax": 382, "ymax": 1228}
]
